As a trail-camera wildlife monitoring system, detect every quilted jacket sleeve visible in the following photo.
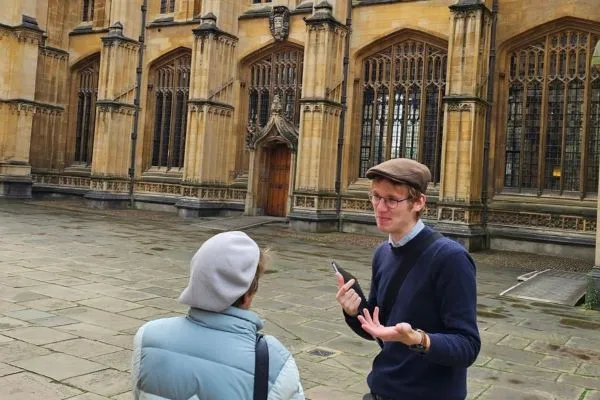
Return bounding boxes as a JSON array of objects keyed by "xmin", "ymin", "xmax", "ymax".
[
  {"xmin": 265, "ymin": 336, "xmax": 305, "ymax": 400},
  {"xmin": 131, "ymin": 323, "xmax": 147, "ymax": 400}
]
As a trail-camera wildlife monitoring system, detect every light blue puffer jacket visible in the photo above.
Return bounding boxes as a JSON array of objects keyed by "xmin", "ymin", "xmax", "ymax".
[{"xmin": 131, "ymin": 307, "xmax": 304, "ymax": 400}]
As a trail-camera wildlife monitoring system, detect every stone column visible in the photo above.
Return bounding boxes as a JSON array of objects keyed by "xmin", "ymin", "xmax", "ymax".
[
  {"xmin": 177, "ymin": 13, "xmax": 240, "ymax": 217},
  {"xmin": 590, "ymin": 40, "xmax": 600, "ymax": 309},
  {"xmin": 84, "ymin": 22, "xmax": 139, "ymax": 208},
  {"xmin": 0, "ymin": 16, "xmax": 44, "ymax": 197},
  {"xmin": 289, "ymin": 1, "xmax": 348, "ymax": 232},
  {"xmin": 436, "ymin": 0, "xmax": 493, "ymax": 250}
]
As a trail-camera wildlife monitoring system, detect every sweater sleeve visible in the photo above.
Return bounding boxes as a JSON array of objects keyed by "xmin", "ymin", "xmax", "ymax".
[
  {"xmin": 343, "ymin": 248, "xmax": 381, "ymax": 341},
  {"xmin": 425, "ymin": 249, "xmax": 481, "ymax": 368}
]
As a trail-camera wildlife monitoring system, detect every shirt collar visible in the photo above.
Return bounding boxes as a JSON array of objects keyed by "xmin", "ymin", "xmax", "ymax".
[{"xmin": 388, "ymin": 219, "xmax": 425, "ymax": 247}]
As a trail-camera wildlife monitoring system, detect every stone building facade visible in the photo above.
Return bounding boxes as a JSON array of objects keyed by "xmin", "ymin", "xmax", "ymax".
[{"xmin": 1, "ymin": 0, "xmax": 600, "ymax": 260}]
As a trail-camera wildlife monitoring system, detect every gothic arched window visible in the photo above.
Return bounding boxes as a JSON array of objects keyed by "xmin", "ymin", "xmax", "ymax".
[
  {"xmin": 358, "ymin": 39, "xmax": 447, "ymax": 182},
  {"xmin": 160, "ymin": 0, "xmax": 176, "ymax": 14},
  {"xmin": 151, "ymin": 52, "xmax": 191, "ymax": 169},
  {"xmin": 504, "ymin": 30, "xmax": 600, "ymax": 196},
  {"xmin": 82, "ymin": 0, "xmax": 95, "ymax": 22},
  {"xmin": 248, "ymin": 47, "xmax": 303, "ymax": 128},
  {"xmin": 74, "ymin": 56, "xmax": 100, "ymax": 164}
]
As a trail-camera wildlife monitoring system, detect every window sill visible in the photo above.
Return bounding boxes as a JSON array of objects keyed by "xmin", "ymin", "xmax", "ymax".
[
  {"xmin": 141, "ymin": 168, "xmax": 183, "ymax": 184},
  {"xmin": 492, "ymin": 191, "xmax": 597, "ymax": 207},
  {"xmin": 64, "ymin": 164, "xmax": 92, "ymax": 176}
]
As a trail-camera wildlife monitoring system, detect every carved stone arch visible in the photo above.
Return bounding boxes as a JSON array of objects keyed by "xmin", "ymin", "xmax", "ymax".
[
  {"xmin": 147, "ymin": 46, "xmax": 193, "ymax": 71},
  {"xmin": 67, "ymin": 52, "xmax": 101, "ymax": 167},
  {"xmin": 351, "ymin": 29, "xmax": 449, "ymax": 184},
  {"xmin": 244, "ymin": 95, "xmax": 299, "ymax": 218},
  {"xmin": 69, "ymin": 50, "xmax": 102, "ymax": 69},
  {"xmin": 354, "ymin": 28, "xmax": 448, "ymax": 66},
  {"xmin": 496, "ymin": 17, "xmax": 600, "ymax": 197},
  {"xmin": 144, "ymin": 47, "xmax": 192, "ymax": 172},
  {"xmin": 239, "ymin": 39, "xmax": 305, "ymax": 67},
  {"xmin": 239, "ymin": 42, "xmax": 304, "ymax": 218},
  {"xmin": 498, "ymin": 17, "xmax": 600, "ymax": 56}
]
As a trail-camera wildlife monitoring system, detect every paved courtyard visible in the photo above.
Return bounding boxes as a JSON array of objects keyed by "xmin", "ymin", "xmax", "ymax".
[{"xmin": 1, "ymin": 199, "xmax": 600, "ymax": 400}]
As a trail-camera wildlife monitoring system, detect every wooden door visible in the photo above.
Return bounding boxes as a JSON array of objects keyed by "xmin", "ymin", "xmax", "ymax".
[{"xmin": 266, "ymin": 145, "xmax": 291, "ymax": 217}]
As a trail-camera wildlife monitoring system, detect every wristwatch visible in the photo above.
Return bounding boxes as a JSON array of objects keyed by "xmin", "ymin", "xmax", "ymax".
[{"xmin": 409, "ymin": 329, "xmax": 428, "ymax": 354}]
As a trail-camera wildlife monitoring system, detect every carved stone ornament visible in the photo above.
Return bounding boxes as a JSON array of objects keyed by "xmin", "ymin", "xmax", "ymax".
[
  {"xmin": 246, "ymin": 94, "xmax": 299, "ymax": 151},
  {"xmin": 269, "ymin": 6, "xmax": 290, "ymax": 42}
]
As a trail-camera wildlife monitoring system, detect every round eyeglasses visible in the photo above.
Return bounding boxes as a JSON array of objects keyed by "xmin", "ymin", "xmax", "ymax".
[{"xmin": 368, "ymin": 193, "xmax": 410, "ymax": 209}]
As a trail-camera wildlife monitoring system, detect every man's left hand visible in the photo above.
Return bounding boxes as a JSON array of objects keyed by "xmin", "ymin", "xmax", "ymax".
[{"xmin": 357, "ymin": 307, "xmax": 421, "ymax": 345}]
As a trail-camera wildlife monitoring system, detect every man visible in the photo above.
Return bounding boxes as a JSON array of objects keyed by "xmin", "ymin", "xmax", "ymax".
[
  {"xmin": 335, "ymin": 158, "xmax": 480, "ymax": 400},
  {"xmin": 132, "ymin": 231, "xmax": 305, "ymax": 400}
]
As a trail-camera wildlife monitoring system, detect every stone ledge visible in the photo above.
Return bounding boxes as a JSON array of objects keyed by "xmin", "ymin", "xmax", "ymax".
[
  {"xmin": 488, "ymin": 226, "xmax": 594, "ymax": 247},
  {"xmin": 289, "ymin": 211, "xmax": 339, "ymax": 233},
  {"xmin": 175, "ymin": 198, "xmax": 244, "ymax": 218},
  {"xmin": 32, "ymin": 184, "xmax": 88, "ymax": 196},
  {"xmin": 84, "ymin": 191, "xmax": 130, "ymax": 209},
  {"xmin": 0, "ymin": 176, "xmax": 32, "ymax": 199},
  {"xmin": 133, "ymin": 194, "xmax": 179, "ymax": 205}
]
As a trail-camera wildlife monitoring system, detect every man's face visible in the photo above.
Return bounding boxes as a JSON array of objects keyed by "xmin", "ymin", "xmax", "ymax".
[{"xmin": 370, "ymin": 178, "xmax": 425, "ymax": 235}]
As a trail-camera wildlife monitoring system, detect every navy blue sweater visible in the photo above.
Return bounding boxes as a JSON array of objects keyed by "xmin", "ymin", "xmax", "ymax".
[{"xmin": 345, "ymin": 227, "xmax": 480, "ymax": 400}]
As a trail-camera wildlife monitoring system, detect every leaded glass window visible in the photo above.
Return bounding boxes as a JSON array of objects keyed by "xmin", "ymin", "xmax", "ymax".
[
  {"xmin": 160, "ymin": 0, "xmax": 175, "ymax": 14},
  {"xmin": 248, "ymin": 48, "xmax": 303, "ymax": 128},
  {"xmin": 505, "ymin": 30, "xmax": 600, "ymax": 196},
  {"xmin": 151, "ymin": 52, "xmax": 191, "ymax": 169},
  {"xmin": 358, "ymin": 40, "xmax": 447, "ymax": 182},
  {"xmin": 74, "ymin": 56, "xmax": 99, "ymax": 164},
  {"xmin": 82, "ymin": 0, "xmax": 94, "ymax": 22}
]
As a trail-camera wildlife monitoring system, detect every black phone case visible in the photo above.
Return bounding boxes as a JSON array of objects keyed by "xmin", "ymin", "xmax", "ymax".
[{"xmin": 332, "ymin": 261, "xmax": 367, "ymax": 306}]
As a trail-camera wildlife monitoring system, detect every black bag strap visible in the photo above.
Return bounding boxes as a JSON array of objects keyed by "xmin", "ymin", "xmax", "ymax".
[
  {"xmin": 380, "ymin": 231, "xmax": 443, "ymax": 325},
  {"xmin": 254, "ymin": 333, "xmax": 269, "ymax": 400}
]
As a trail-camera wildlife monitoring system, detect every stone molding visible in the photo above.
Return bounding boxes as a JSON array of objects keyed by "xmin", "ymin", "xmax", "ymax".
[
  {"xmin": 188, "ymin": 100, "xmax": 234, "ymax": 114},
  {"xmin": 488, "ymin": 210, "xmax": 596, "ymax": 232},
  {"xmin": 40, "ymin": 46, "xmax": 69, "ymax": 61},
  {"xmin": 0, "ymin": 99, "xmax": 64, "ymax": 116},
  {"xmin": 96, "ymin": 100, "xmax": 136, "ymax": 114}
]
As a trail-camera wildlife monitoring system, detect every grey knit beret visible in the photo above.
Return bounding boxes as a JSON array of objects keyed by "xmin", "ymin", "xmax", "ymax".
[{"xmin": 178, "ymin": 231, "xmax": 260, "ymax": 312}]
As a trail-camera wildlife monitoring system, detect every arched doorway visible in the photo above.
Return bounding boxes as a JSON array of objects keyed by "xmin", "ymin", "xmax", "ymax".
[
  {"xmin": 245, "ymin": 95, "xmax": 298, "ymax": 217},
  {"xmin": 265, "ymin": 144, "xmax": 291, "ymax": 216}
]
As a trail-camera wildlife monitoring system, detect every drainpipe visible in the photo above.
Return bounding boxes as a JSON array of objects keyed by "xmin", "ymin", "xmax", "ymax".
[
  {"xmin": 129, "ymin": 0, "xmax": 147, "ymax": 207},
  {"xmin": 335, "ymin": 0, "xmax": 352, "ymax": 232},
  {"xmin": 481, "ymin": 0, "xmax": 498, "ymax": 245}
]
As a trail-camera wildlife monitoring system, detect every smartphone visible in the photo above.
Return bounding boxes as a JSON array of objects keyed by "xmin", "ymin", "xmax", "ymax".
[{"xmin": 331, "ymin": 260, "xmax": 367, "ymax": 306}]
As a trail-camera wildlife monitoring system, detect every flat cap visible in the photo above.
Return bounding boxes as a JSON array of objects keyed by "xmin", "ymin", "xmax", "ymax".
[{"xmin": 366, "ymin": 158, "xmax": 431, "ymax": 193}]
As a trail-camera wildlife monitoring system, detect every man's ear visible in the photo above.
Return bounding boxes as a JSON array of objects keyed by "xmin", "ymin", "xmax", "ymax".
[{"xmin": 411, "ymin": 194, "xmax": 426, "ymax": 212}]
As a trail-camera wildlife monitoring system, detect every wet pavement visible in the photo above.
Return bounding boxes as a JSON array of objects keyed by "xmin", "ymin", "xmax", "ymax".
[{"xmin": 0, "ymin": 199, "xmax": 599, "ymax": 400}]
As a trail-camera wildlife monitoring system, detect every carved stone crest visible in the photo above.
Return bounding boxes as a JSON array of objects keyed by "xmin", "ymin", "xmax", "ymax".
[{"xmin": 269, "ymin": 6, "xmax": 290, "ymax": 42}]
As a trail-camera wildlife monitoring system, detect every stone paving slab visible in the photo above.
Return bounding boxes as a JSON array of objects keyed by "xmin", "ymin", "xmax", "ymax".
[
  {"xmin": 63, "ymin": 369, "xmax": 131, "ymax": 397},
  {"xmin": 11, "ymin": 353, "xmax": 107, "ymax": 381},
  {"xmin": 0, "ymin": 371, "xmax": 82, "ymax": 399},
  {"xmin": 1, "ymin": 200, "xmax": 600, "ymax": 399}
]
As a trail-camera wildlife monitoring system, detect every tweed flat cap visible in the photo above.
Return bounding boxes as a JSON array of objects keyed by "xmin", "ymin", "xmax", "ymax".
[{"xmin": 366, "ymin": 158, "xmax": 431, "ymax": 193}]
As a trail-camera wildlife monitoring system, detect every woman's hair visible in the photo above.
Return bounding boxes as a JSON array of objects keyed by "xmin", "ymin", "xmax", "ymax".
[{"xmin": 232, "ymin": 248, "xmax": 269, "ymax": 307}]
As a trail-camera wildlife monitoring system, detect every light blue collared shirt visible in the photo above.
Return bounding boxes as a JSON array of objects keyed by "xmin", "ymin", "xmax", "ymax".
[{"xmin": 388, "ymin": 219, "xmax": 425, "ymax": 247}]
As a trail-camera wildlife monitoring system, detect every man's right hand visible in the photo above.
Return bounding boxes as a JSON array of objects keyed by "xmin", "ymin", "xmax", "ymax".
[{"xmin": 335, "ymin": 273, "xmax": 362, "ymax": 317}]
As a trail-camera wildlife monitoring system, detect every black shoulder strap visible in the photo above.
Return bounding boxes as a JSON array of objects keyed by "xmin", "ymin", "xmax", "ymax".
[
  {"xmin": 254, "ymin": 333, "xmax": 269, "ymax": 400},
  {"xmin": 380, "ymin": 231, "xmax": 443, "ymax": 325}
]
